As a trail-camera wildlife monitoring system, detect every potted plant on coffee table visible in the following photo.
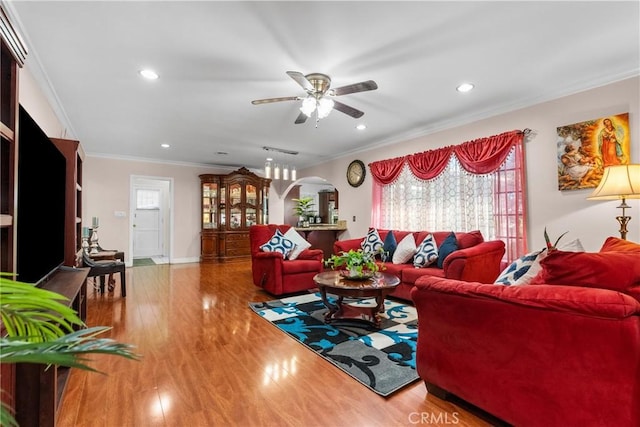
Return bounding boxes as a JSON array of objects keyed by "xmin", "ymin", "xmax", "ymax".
[{"xmin": 325, "ymin": 249, "xmax": 384, "ymax": 279}]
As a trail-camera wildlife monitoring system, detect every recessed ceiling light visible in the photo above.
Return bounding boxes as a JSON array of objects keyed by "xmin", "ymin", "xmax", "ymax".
[
  {"xmin": 356, "ymin": 124, "xmax": 367, "ymax": 130},
  {"xmin": 140, "ymin": 69, "xmax": 159, "ymax": 80},
  {"xmin": 160, "ymin": 143, "xmax": 170, "ymax": 148},
  {"xmin": 266, "ymin": 157, "xmax": 273, "ymax": 162},
  {"xmin": 456, "ymin": 82, "xmax": 474, "ymax": 93}
]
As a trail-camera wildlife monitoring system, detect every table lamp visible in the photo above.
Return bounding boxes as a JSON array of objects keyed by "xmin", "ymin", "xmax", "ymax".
[{"xmin": 587, "ymin": 164, "xmax": 640, "ymax": 240}]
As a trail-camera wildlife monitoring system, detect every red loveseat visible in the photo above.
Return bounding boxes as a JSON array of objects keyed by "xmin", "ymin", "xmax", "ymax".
[
  {"xmin": 249, "ymin": 224, "xmax": 324, "ymax": 296},
  {"xmin": 410, "ymin": 237, "xmax": 640, "ymax": 426},
  {"xmin": 333, "ymin": 229, "xmax": 505, "ymax": 301}
]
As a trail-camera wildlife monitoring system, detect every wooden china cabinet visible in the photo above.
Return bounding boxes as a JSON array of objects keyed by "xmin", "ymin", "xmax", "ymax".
[{"xmin": 199, "ymin": 168, "xmax": 271, "ymax": 262}]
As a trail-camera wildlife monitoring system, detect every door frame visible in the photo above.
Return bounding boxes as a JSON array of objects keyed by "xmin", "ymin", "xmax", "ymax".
[{"xmin": 129, "ymin": 175, "xmax": 174, "ymax": 263}]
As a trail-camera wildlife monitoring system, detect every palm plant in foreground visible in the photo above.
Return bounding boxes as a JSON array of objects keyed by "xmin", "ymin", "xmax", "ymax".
[{"xmin": 0, "ymin": 273, "xmax": 140, "ymax": 426}]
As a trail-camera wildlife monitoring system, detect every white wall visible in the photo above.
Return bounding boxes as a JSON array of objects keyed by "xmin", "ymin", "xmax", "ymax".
[
  {"xmin": 299, "ymin": 77, "xmax": 640, "ymax": 252},
  {"xmin": 18, "ymin": 67, "xmax": 65, "ymax": 138},
  {"xmin": 82, "ymin": 157, "xmax": 230, "ymax": 264}
]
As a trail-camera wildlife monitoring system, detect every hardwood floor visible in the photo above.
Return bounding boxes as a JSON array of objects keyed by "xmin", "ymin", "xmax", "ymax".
[{"xmin": 55, "ymin": 261, "xmax": 493, "ymax": 427}]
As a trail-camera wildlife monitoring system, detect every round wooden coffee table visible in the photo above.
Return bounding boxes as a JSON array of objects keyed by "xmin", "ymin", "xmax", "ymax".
[{"xmin": 313, "ymin": 270, "xmax": 400, "ymax": 328}]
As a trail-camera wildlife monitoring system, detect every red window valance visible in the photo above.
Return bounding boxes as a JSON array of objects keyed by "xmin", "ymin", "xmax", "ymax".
[
  {"xmin": 369, "ymin": 130, "xmax": 524, "ymax": 183},
  {"xmin": 369, "ymin": 156, "xmax": 406, "ymax": 185}
]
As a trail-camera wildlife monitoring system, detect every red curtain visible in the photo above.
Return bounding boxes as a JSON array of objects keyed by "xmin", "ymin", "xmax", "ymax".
[
  {"xmin": 370, "ymin": 129, "xmax": 528, "ymax": 261},
  {"xmin": 369, "ymin": 156, "xmax": 406, "ymax": 184}
]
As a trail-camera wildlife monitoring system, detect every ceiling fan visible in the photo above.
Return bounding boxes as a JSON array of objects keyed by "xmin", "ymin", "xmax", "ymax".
[{"xmin": 251, "ymin": 71, "xmax": 378, "ymax": 124}]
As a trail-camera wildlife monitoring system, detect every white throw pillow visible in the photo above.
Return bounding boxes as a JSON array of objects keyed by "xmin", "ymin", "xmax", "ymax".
[
  {"xmin": 413, "ymin": 233, "xmax": 438, "ymax": 268},
  {"xmin": 283, "ymin": 228, "xmax": 311, "ymax": 260},
  {"xmin": 558, "ymin": 238, "xmax": 584, "ymax": 252},
  {"xmin": 392, "ymin": 234, "xmax": 417, "ymax": 264}
]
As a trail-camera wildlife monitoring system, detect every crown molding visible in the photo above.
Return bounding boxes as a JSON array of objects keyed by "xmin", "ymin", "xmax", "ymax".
[
  {"xmin": 1, "ymin": 0, "xmax": 77, "ymax": 140},
  {"xmin": 0, "ymin": 1, "xmax": 27, "ymax": 65}
]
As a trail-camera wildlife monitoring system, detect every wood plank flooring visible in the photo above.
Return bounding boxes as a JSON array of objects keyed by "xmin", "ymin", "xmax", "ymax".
[{"xmin": 55, "ymin": 261, "xmax": 494, "ymax": 427}]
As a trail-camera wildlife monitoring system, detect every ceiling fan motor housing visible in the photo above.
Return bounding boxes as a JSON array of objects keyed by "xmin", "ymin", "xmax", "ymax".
[{"xmin": 305, "ymin": 73, "xmax": 331, "ymax": 95}]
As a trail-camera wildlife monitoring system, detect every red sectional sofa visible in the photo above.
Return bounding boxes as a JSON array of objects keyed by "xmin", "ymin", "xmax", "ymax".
[
  {"xmin": 333, "ymin": 229, "xmax": 505, "ymax": 301},
  {"xmin": 410, "ymin": 237, "xmax": 640, "ymax": 426}
]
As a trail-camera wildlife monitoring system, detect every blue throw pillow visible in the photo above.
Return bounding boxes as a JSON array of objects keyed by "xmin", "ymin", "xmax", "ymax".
[
  {"xmin": 382, "ymin": 230, "xmax": 397, "ymax": 260},
  {"xmin": 437, "ymin": 232, "xmax": 458, "ymax": 269},
  {"xmin": 260, "ymin": 229, "xmax": 295, "ymax": 258}
]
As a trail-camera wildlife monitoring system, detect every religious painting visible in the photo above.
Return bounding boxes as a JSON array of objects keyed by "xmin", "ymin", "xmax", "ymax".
[{"xmin": 556, "ymin": 113, "xmax": 630, "ymax": 191}]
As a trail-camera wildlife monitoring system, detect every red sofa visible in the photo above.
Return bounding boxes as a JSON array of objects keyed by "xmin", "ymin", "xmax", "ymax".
[
  {"xmin": 410, "ymin": 237, "xmax": 640, "ymax": 426},
  {"xmin": 333, "ymin": 229, "xmax": 505, "ymax": 301},
  {"xmin": 249, "ymin": 224, "xmax": 325, "ymax": 296}
]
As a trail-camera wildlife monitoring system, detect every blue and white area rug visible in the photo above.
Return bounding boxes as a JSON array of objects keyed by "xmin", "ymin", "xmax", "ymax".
[{"xmin": 249, "ymin": 292, "xmax": 419, "ymax": 396}]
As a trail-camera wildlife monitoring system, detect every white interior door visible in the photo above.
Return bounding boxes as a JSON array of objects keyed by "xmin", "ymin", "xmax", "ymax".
[{"xmin": 133, "ymin": 188, "xmax": 163, "ymax": 258}]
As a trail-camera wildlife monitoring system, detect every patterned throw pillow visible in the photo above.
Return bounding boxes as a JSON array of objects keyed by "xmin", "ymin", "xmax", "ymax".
[
  {"xmin": 495, "ymin": 250, "xmax": 544, "ymax": 285},
  {"xmin": 382, "ymin": 230, "xmax": 397, "ymax": 260},
  {"xmin": 437, "ymin": 232, "xmax": 458, "ymax": 269},
  {"xmin": 392, "ymin": 233, "xmax": 417, "ymax": 264},
  {"xmin": 260, "ymin": 229, "xmax": 295, "ymax": 258},
  {"xmin": 413, "ymin": 234, "xmax": 438, "ymax": 268},
  {"xmin": 283, "ymin": 227, "xmax": 311, "ymax": 260},
  {"xmin": 361, "ymin": 228, "xmax": 384, "ymax": 254}
]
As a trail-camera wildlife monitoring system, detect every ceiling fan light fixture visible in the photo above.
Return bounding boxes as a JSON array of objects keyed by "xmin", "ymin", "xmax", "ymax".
[
  {"xmin": 317, "ymin": 98, "xmax": 335, "ymax": 119},
  {"xmin": 300, "ymin": 97, "xmax": 316, "ymax": 117}
]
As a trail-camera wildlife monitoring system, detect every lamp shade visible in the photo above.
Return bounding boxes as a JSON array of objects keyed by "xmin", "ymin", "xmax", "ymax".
[{"xmin": 588, "ymin": 164, "xmax": 640, "ymax": 200}]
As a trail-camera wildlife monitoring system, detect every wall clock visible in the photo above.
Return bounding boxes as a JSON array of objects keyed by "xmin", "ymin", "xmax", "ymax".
[{"xmin": 347, "ymin": 160, "xmax": 366, "ymax": 187}]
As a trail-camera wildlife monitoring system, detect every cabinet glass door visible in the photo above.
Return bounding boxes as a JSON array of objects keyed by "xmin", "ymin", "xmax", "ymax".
[
  {"xmin": 262, "ymin": 187, "xmax": 269, "ymax": 224},
  {"xmin": 246, "ymin": 184, "xmax": 257, "ymax": 205},
  {"xmin": 220, "ymin": 186, "xmax": 226, "ymax": 226},
  {"xmin": 202, "ymin": 183, "xmax": 218, "ymax": 229},
  {"xmin": 230, "ymin": 183, "xmax": 242, "ymax": 205},
  {"xmin": 230, "ymin": 207, "xmax": 242, "ymax": 229},
  {"xmin": 246, "ymin": 208, "xmax": 257, "ymax": 227}
]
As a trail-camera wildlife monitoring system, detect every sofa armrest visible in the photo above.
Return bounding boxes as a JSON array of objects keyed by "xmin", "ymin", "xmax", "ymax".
[
  {"xmin": 413, "ymin": 276, "xmax": 640, "ymax": 319},
  {"xmin": 443, "ymin": 239, "xmax": 505, "ymax": 283},
  {"xmin": 253, "ymin": 251, "xmax": 285, "ymax": 261},
  {"xmin": 333, "ymin": 238, "xmax": 362, "ymax": 254},
  {"xmin": 297, "ymin": 248, "xmax": 325, "ymax": 261}
]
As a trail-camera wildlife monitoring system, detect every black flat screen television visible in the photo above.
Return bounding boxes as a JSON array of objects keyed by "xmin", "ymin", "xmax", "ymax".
[{"xmin": 16, "ymin": 106, "xmax": 66, "ymax": 285}]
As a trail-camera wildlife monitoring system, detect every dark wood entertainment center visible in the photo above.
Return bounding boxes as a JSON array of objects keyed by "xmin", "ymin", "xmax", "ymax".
[
  {"xmin": 14, "ymin": 268, "xmax": 89, "ymax": 427},
  {"xmin": 1, "ymin": 7, "xmax": 89, "ymax": 425}
]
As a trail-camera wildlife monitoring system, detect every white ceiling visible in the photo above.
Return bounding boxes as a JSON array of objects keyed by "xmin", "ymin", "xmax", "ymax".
[{"xmin": 7, "ymin": 1, "xmax": 640, "ymax": 171}]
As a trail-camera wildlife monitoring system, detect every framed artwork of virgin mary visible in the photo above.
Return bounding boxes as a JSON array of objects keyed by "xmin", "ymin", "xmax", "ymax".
[{"xmin": 556, "ymin": 112, "xmax": 630, "ymax": 191}]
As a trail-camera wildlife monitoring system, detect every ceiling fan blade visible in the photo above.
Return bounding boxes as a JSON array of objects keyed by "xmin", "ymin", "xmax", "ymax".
[
  {"xmin": 286, "ymin": 71, "xmax": 314, "ymax": 92},
  {"xmin": 333, "ymin": 100, "xmax": 364, "ymax": 119},
  {"xmin": 331, "ymin": 80, "xmax": 378, "ymax": 96},
  {"xmin": 251, "ymin": 96, "xmax": 300, "ymax": 105},
  {"xmin": 294, "ymin": 112, "xmax": 309, "ymax": 124}
]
